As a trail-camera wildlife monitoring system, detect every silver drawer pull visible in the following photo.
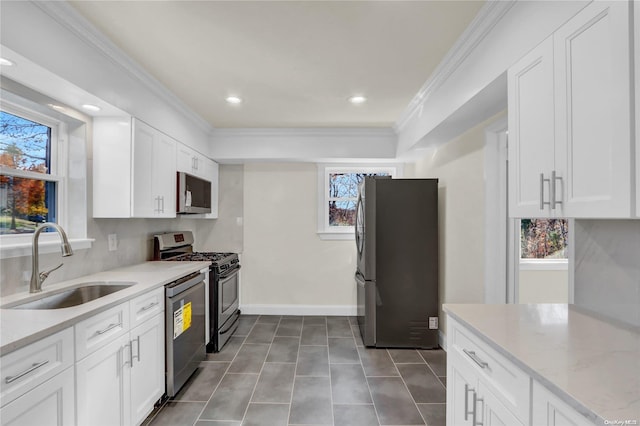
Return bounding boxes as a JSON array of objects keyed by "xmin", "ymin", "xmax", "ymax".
[
  {"xmin": 5, "ymin": 360, "xmax": 49, "ymax": 384},
  {"xmin": 94, "ymin": 322, "xmax": 121, "ymax": 336},
  {"xmin": 463, "ymin": 349, "xmax": 489, "ymax": 369},
  {"xmin": 138, "ymin": 302, "xmax": 159, "ymax": 314}
]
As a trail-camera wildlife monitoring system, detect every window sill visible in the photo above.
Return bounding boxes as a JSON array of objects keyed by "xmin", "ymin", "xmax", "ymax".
[
  {"xmin": 317, "ymin": 231, "xmax": 355, "ymax": 241},
  {"xmin": 519, "ymin": 259, "xmax": 568, "ymax": 271},
  {"xmin": 0, "ymin": 238, "xmax": 94, "ymax": 259}
]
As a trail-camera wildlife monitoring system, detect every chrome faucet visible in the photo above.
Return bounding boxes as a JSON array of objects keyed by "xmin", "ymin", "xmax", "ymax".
[{"xmin": 30, "ymin": 222, "xmax": 74, "ymax": 293}]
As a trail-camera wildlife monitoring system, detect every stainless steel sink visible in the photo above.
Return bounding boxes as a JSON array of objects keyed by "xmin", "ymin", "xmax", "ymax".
[{"xmin": 5, "ymin": 281, "xmax": 136, "ymax": 310}]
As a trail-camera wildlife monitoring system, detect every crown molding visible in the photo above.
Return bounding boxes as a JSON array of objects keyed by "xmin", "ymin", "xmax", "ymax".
[
  {"xmin": 32, "ymin": 1, "xmax": 214, "ymax": 135},
  {"xmin": 394, "ymin": 0, "xmax": 515, "ymax": 133},
  {"xmin": 212, "ymin": 127, "xmax": 396, "ymax": 139}
]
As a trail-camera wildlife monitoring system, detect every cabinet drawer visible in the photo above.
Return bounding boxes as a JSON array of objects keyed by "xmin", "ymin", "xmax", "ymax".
[
  {"xmin": 75, "ymin": 302, "xmax": 129, "ymax": 360},
  {"xmin": 449, "ymin": 318, "xmax": 530, "ymax": 423},
  {"xmin": 130, "ymin": 287, "xmax": 164, "ymax": 329},
  {"xmin": 0, "ymin": 327, "xmax": 74, "ymax": 407}
]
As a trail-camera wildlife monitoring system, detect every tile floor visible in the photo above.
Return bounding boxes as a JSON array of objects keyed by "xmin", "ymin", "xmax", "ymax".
[{"xmin": 144, "ymin": 315, "xmax": 447, "ymax": 426}]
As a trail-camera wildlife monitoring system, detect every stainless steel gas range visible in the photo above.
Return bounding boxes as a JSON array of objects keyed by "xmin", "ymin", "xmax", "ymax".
[{"xmin": 154, "ymin": 231, "xmax": 240, "ymax": 352}]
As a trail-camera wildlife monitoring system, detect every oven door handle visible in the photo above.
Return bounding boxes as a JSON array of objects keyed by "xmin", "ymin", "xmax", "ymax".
[
  {"xmin": 220, "ymin": 310, "xmax": 241, "ymax": 335},
  {"xmin": 219, "ymin": 265, "xmax": 241, "ymax": 280}
]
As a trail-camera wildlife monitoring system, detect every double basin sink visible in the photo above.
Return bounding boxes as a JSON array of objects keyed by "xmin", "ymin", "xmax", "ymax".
[{"xmin": 2, "ymin": 281, "xmax": 136, "ymax": 310}]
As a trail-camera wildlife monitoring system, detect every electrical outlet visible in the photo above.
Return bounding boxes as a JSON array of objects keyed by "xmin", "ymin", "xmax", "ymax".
[
  {"xmin": 108, "ymin": 234, "xmax": 118, "ymax": 251},
  {"xmin": 429, "ymin": 317, "xmax": 439, "ymax": 330}
]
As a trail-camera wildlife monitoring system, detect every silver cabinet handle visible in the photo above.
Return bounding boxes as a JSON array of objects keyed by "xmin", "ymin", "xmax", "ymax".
[
  {"xmin": 94, "ymin": 322, "xmax": 121, "ymax": 336},
  {"xmin": 473, "ymin": 392, "xmax": 484, "ymax": 426},
  {"xmin": 122, "ymin": 343, "xmax": 132, "ymax": 368},
  {"xmin": 464, "ymin": 383, "xmax": 475, "ymax": 421},
  {"xmin": 132, "ymin": 336, "xmax": 141, "ymax": 363},
  {"xmin": 5, "ymin": 360, "xmax": 49, "ymax": 384},
  {"xmin": 138, "ymin": 301, "xmax": 159, "ymax": 314},
  {"xmin": 551, "ymin": 170, "xmax": 563, "ymax": 210},
  {"xmin": 540, "ymin": 173, "xmax": 551, "ymax": 210},
  {"xmin": 463, "ymin": 349, "xmax": 489, "ymax": 369}
]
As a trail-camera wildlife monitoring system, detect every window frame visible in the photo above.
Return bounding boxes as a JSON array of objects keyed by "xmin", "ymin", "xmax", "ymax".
[
  {"xmin": 0, "ymin": 95, "xmax": 91, "ymax": 258},
  {"xmin": 317, "ymin": 164, "xmax": 401, "ymax": 240}
]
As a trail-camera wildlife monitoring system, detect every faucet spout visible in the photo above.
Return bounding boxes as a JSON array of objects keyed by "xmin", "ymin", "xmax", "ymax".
[{"xmin": 30, "ymin": 222, "xmax": 74, "ymax": 293}]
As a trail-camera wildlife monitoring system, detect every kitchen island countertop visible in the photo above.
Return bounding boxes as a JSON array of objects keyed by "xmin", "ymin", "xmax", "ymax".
[
  {"xmin": 443, "ymin": 303, "xmax": 640, "ymax": 425},
  {"xmin": 0, "ymin": 261, "xmax": 211, "ymax": 355}
]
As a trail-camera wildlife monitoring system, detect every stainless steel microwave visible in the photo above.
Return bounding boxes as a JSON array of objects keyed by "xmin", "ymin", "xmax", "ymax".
[{"xmin": 177, "ymin": 172, "xmax": 212, "ymax": 214}]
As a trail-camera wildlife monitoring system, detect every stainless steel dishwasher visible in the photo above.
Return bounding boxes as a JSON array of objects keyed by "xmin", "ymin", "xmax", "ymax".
[{"xmin": 165, "ymin": 272, "xmax": 206, "ymax": 397}]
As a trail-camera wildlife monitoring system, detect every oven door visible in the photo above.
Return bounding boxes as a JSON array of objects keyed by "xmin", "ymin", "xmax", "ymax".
[{"xmin": 217, "ymin": 267, "xmax": 240, "ymax": 348}]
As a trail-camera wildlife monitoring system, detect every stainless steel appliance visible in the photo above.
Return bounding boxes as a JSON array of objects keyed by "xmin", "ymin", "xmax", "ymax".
[
  {"xmin": 177, "ymin": 171, "xmax": 212, "ymax": 214},
  {"xmin": 154, "ymin": 231, "xmax": 241, "ymax": 352},
  {"xmin": 165, "ymin": 272, "xmax": 206, "ymax": 397},
  {"xmin": 355, "ymin": 177, "xmax": 439, "ymax": 348}
]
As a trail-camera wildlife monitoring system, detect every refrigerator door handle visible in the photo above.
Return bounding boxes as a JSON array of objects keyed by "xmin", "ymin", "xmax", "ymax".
[{"xmin": 375, "ymin": 284, "xmax": 382, "ymax": 306}]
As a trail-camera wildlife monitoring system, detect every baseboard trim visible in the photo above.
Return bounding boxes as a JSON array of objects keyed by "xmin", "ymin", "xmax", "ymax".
[{"xmin": 239, "ymin": 304, "xmax": 357, "ymax": 316}]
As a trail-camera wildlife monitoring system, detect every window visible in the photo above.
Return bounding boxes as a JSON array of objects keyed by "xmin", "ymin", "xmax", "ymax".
[
  {"xmin": 317, "ymin": 165, "xmax": 399, "ymax": 239},
  {"xmin": 1, "ymin": 109, "xmax": 60, "ymax": 235},
  {"xmin": 520, "ymin": 218, "xmax": 568, "ymax": 269}
]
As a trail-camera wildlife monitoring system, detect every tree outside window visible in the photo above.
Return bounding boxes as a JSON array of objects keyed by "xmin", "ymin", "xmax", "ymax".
[
  {"xmin": 520, "ymin": 219, "xmax": 568, "ymax": 259},
  {"xmin": 328, "ymin": 172, "xmax": 389, "ymax": 227},
  {"xmin": 0, "ymin": 110, "xmax": 56, "ymax": 234}
]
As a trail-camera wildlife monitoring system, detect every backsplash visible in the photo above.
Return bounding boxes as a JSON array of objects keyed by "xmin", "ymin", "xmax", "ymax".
[{"xmin": 573, "ymin": 219, "xmax": 640, "ymax": 327}]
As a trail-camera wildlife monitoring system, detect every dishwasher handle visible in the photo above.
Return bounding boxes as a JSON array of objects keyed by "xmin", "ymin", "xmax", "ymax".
[{"xmin": 165, "ymin": 272, "xmax": 206, "ymax": 297}]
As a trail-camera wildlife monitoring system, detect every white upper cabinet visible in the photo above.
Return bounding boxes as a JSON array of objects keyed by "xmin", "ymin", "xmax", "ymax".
[
  {"xmin": 508, "ymin": 0, "xmax": 633, "ymax": 218},
  {"xmin": 176, "ymin": 142, "xmax": 219, "ymax": 219},
  {"xmin": 93, "ymin": 117, "xmax": 177, "ymax": 218}
]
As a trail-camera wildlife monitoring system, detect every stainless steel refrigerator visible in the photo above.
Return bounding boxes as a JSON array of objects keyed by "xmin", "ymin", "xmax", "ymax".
[{"xmin": 355, "ymin": 177, "xmax": 439, "ymax": 348}]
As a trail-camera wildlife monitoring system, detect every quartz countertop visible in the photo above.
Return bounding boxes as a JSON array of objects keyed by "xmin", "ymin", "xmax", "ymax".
[
  {"xmin": 0, "ymin": 261, "xmax": 211, "ymax": 355},
  {"xmin": 443, "ymin": 303, "xmax": 640, "ymax": 425}
]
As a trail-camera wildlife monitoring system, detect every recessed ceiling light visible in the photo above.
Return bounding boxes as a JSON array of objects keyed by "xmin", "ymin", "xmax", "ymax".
[
  {"xmin": 225, "ymin": 96, "xmax": 242, "ymax": 104},
  {"xmin": 348, "ymin": 95, "xmax": 367, "ymax": 105},
  {"xmin": 47, "ymin": 103, "xmax": 66, "ymax": 112},
  {"xmin": 81, "ymin": 104, "xmax": 101, "ymax": 112},
  {"xmin": 0, "ymin": 58, "xmax": 14, "ymax": 66}
]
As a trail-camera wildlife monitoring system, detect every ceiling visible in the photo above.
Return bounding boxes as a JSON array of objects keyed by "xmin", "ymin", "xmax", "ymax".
[{"xmin": 68, "ymin": 1, "xmax": 485, "ymax": 129}]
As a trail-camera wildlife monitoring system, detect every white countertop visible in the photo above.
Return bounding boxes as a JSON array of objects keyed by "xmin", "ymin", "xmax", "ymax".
[
  {"xmin": 443, "ymin": 304, "xmax": 640, "ymax": 424},
  {"xmin": 0, "ymin": 261, "xmax": 211, "ymax": 355}
]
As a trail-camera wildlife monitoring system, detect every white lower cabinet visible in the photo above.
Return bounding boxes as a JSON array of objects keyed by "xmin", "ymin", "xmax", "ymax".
[
  {"xmin": 75, "ymin": 290, "xmax": 165, "ymax": 426},
  {"xmin": 532, "ymin": 380, "xmax": 593, "ymax": 426},
  {"xmin": 0, "ymin": 366, "xmax": 75, "ymax": 426}
]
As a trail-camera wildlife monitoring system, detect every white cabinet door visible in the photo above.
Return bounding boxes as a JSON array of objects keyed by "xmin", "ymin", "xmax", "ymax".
[
  {"xmin": 131, "ymin": 119, "xmax": 156, "ymax": 218},
  {"xmin": 0, "ymin": 367, "xmax": 75, "ymax": 426},
  {"xmin": 76, "ymin": 334, "xmax": 132, "ymax": 426},
  {"xmin": 508, "ymin": 37, "xmax": 556, "ymax": 218},
  {"xmin": 531, "ymin": 380, "xmax": 594, "ymax": 426},
  {"xmin": 446, "ymin": 349, "xmax": 477, "ymax": 426},
  {"xmin": 634, "ymin": 0, "xmax": 640, "ymax": 218},
  {"xmin": 479, "ymin": 384, "xmax": 525, "ymax": 426},
  {"xmin": 152, "ymin": 132, "xmax": 177, "ymax": 218},
  {"xmin": 553, "ymin": 0, "xmax": 632, "ymax": 218},
  {"xmin": 177, "ymin": 143, "xmax": 196, "ymax": 175},
  {"xmin": 129, "ymin": 314, "xmax": 164, "ymax": 426}
]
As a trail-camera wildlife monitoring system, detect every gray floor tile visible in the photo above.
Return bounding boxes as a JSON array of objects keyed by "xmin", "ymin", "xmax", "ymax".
[
  {"xmin": 438, "ymin": 376, "xmax": 446, "ymax": 388},
  {"xmin": 330, "ymin": 364, "xmax": 372, "ymax": 404},
  {"xmin": 333, "ymin": 404, "xmax": 379, "ymax": 426},
  {"xmin": 195, "ymin": 422, "xmax": 240, "ymax": 426},
  {"xmin": 257, "ymin": 315, "xmax": 281, "ymax": 324},
  {"xmin": 301, "ymin": 324, "xmax": 328, "ymax": 345},
  {"xmin": 388, "ymin": 349, "xmax": 425, "ymax": 364},
  {"xmin": 328, "ymin": 338, "xmax": 360, "ymax": 364},
  {"xmin": 327, "ymin": 317, "xmax": 353, "ymax": 338},
  {"xmin": 297, "ymin": 345, "xmax": 329, "ymax": 377},
  {"xmin": 172, "ymin": 362, "xmax": 229, "ymax": 401},
  {"xmin": 367, "ymin": 377, "xmax": 425, "ymax": 425},
  {"xmin": 289, "ymin": 376, "xmax": 333, "ymax": 425},
  {"xmin": 200, "ymin": 373, "xmax": 258, "ymax": 421},
  {"xmin": 419, "ymin": 349, "xmax": 446, "ymax": 376},
  {"xmin": 351, "ymin": 324, "xmax": 364, "ymax": 347},
  {"xmin": 357, "ymin": 347, "xmax": 398, "ymax": 377},
  {"xmin": 148, "ymin": 401, "xmax": 204, "ymax": 426},
  {"xmin": 228, "ymin": 343, "xmax": 270, "ymax": 374},
  {"xmin": 303, "ymin": 316, "xmax": 327, "ymax": 325},
  {"xmin": 266, "ymin": 336, "xmax": 300, "ymax": 363},
  {"xmin": 245, "ymin": 323, "xmax": 278, "ymax": 344},
  {"xmin": 397, "ymin": 364, "xmax": 446, "ymax": 403},
  {"xmin": 348, "ymin": 316, "xmax": 358, "ymax": 325},
  {"xmin": 275, "ymin": 318, "xmax": 303, "ymax": 337},
  {"xmin": 236, "ymin": 315, "xmax": 258, "ymax": 336},
  {"xmin": 243, "ymin": 403, "xmax": 289, "ymax": 426},
  {"xmin": 206, "ymin": 336, "xmax": 244, "ymax": 362},
  {"xmin": 252, "ymin": 363, "xmax": 296, "ymax": 403},
  {"xmin": 416, "ymin": 403, "xmax": 446, "ymax": 426}
]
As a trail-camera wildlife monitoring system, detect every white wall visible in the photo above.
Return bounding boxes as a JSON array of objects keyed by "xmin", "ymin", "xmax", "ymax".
[
  {"xmin": 241, "ymin": 163, "xmax": 357, "ymax": 314},
  {"xmin": 408, "ymin": 114, "xmax": 506, "ymax": 331},
  {"xmin": 518, "ymin": 270, "xmax": 568, "ymax": 304}
]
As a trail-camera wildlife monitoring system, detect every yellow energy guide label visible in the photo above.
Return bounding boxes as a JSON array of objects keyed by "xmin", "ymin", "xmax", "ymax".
[{"xmin": 173, "ymin": 301, "xmax": 192, "ymax": 339}]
